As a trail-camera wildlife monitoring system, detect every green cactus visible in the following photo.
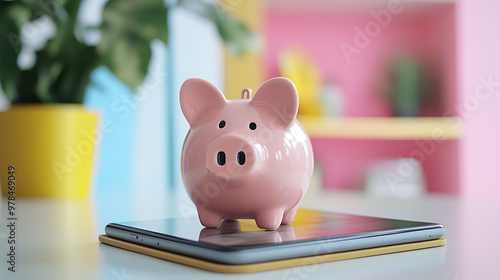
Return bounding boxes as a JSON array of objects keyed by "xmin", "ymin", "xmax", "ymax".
[{"xmin": 382, "ymin": 54, "xmax": 432, "ymax": 117}]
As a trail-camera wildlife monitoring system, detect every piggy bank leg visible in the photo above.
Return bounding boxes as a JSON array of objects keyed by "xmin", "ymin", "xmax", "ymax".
[
  {"xmin": 255, "ymin": 208, "xmax": 284, "ymax": 230},
  {"xmin": 282, "ymin": 206, "xmax": 298, "ymax": 224},
  {"xmin": 197, "ymin": 208, "xmax": 222, "ymax": 228}
]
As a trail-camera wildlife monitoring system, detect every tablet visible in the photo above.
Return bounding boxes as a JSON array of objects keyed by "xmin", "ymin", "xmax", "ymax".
[{"xmin": 104, "ymin": 208, "xmax": 444, "ymax": 265}]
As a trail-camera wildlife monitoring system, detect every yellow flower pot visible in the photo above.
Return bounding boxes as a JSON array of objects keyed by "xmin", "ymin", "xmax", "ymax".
[{"xmin": 0, "ymin": 105, "xmax": 99, "ymax": 197}]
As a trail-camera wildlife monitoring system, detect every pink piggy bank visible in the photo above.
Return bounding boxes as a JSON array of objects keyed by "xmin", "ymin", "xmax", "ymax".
[{"xmin": 180, "ymin": 77, "xmax": 314, "ymax": 230}]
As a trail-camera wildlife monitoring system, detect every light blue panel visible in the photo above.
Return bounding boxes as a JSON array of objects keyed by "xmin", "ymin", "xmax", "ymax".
[
  {"xmin": 131, "ymin": 41, "xmax": 171, "ymax": 213},
  {"xmin": 169, "ymin": 6, "xmax": 224, "ymax": 191},
  {"xmin": 84, "ymin": 6, "xmax": 224, "ymax": 219},
  {"xmin": 84, "ymin": 67, "xmax": 137, "ymax": 192},
  {"xmin": 165, "ymin": 41, "xmax": 177, "ymax": 190}
]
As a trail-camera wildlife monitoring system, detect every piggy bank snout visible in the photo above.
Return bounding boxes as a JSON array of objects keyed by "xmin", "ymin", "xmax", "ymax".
[{"xmin": 206, "ymin": 134, "xmax": 257, "ymax": 181}]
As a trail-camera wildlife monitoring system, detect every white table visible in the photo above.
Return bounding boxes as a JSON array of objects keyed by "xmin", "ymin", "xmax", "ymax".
[{"xmin": 0, "ymin": 189, "xmax": 498, "ymax": 280}]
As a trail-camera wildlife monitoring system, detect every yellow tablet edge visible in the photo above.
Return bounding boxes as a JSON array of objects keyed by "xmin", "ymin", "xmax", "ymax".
[{"xmin": 99, "ymin": 235, "xmax": 446, "ymax": 274}]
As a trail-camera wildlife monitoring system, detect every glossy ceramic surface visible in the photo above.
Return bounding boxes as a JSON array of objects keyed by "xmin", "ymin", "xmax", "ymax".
[{"xmin": 180, "ymin": 77, "xmax": 314, "ymax": 229}]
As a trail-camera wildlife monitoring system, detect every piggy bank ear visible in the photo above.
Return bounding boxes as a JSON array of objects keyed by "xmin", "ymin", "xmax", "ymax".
[
  {"xmin": 180, "ymin": 78, "xmax": 227, "ymax": 125},
  {"xmin": 250, "ymin": 77, "xmax": 299, "ymax": 127}
]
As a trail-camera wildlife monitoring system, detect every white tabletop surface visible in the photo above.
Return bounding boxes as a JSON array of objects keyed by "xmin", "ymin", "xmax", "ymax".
[{"xmin": 0, "ymin": 188, "xmax": 498, "ymax": 280}]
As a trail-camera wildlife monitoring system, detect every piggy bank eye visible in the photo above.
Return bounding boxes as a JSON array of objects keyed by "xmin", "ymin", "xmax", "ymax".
[
  {"xmin": 219, "ymin": 120, "xmax": 226, "ymax": 129},
  {"xmin": 249, "ymin": 122, "xmax": 257, "ymax": 130}
]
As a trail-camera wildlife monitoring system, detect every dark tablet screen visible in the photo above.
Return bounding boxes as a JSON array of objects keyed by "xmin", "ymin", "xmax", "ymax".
[{"xmin": 106, "ymin": 209, "xmax": 441, "ymax": 248}]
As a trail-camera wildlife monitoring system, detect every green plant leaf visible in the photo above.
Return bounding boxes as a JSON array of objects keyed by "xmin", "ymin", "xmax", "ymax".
[
  {"xmin": 102, "ymin": 0, "xmax": 168, "ymax": 44},
  {"xmin": 16, "ymin": 0, "xmax": 65, "ymax": 21},
  {"xmin": 32, "ymin": 40, "xmax": 100, "ymax": 103},
  {"xmin": 0, "ymin": 27, "xmax": 20, "ymax": 100},
  {"xmin": 178, "ymin": 0, "xmax": 259, "ymax": 56},
  {"xmin": 1, "ymin": 0, "xmax": 255, "ymax": 104},
  {"xmin": 211, "ymin": 10, "xmax": 260, "ymax": 56},
  {"xmin": 98, "ymin": 0, "xmax": 167, "ymax": 91},
  {"xmin": 99, "ymin": 33, "xmax": 152, "ymax": 91},
  {"xmin": 0, "ymin": 4, "xmax": 32, "ymax": 101}
]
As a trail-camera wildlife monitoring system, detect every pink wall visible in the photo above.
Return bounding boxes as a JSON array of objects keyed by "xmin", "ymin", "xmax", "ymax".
[
  {"xmin": 266, "ymin": 4, "xmax": 456, "ymax": 117},
  {"xmin": 457, "ymin": 0, "xmax": 500, "ymax": 199},
  {"xmin": 312, "ymin": 139, "xmax": 458, "ymax": 193},
  {"xmin": 265, "ymin": 4, "xmax": 458, "ymax": 193}
]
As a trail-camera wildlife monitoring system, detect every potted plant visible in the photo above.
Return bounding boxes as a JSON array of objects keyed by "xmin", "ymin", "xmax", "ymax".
[
  {"xmin": 379, "ymin": 54, "xmax": 434, "ymax": 117},
  {"xmin": 0, "ymin": 0, "xmax": 255, "ymax": 197}
]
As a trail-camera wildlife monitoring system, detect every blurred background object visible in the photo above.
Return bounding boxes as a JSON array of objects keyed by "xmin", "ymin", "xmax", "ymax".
[
  {"xmin": 279, "ymin": 48, "xmax": 323, "ymax": 116},
  {"xmin": 364, "ymin": 158, "xmax": 426, "ymax": 198},
  {"xmin": 0, "ymin": 0, "xmax": 256, "ymax": 103},
  {"xmin": 0, "ymin": 105, "xmax": 98, "ymax": 197},
  {"xmin": 378, "ymin": 53, "xmax": 436, "ymax": 117},
  {"xmin": 0, "ymin": 0, "xmax": 256, "ymax": 197},
  {"xmin": 0, "ymin": 0, "xmax": 499, "ymax": 200},
  {"xmin": 222, "ymin": 0, "xmax": 264, "ymax": 101},
  {"xmin": 321, "ymin": 82, "xmax": 344, "ymax": 117},
  {"xmin": 260, "ymin": 1, "xmax": 460, "ymax": 196},
  {"xmin": 278, "ymin": 48, "xmax": 345, "ymax": 118},
  {"xmin": 0, "ymin": 0, "xmax": 500, "ymax": 277}
]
